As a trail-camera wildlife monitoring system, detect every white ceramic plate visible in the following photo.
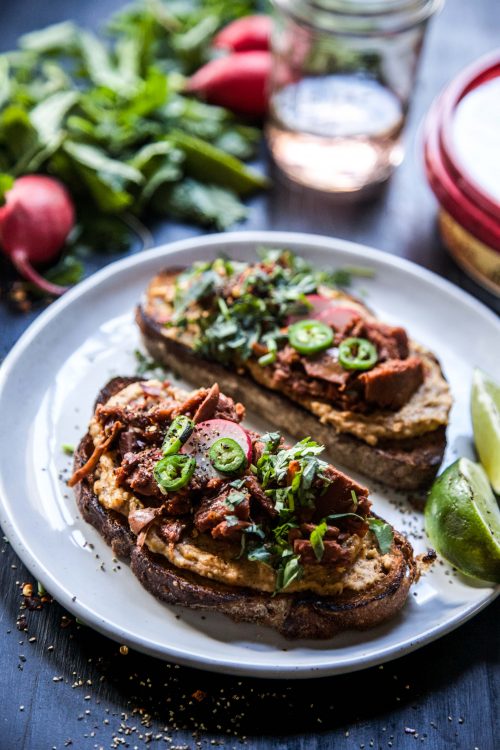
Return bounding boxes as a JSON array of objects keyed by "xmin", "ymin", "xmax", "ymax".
[{"xmin": 0, "ymin": 231, "xmax": 498, "ymax": 679}]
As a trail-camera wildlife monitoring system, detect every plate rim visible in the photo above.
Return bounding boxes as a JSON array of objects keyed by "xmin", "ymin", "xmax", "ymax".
[{"xmin": 0, "ymin": 230, "xmax": 498, "ymax": 679}]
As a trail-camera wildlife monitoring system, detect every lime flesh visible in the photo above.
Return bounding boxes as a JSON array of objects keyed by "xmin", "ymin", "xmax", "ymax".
[
  {"xmin": 425, "ymin": 458, "xmax": 500, "ymax": 583},
  {"xmin": 471, "ymin": 368, "xmax": 500, "ymax": 494}
]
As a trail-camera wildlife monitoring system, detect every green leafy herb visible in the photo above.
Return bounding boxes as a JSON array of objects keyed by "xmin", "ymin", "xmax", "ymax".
[
  {"xmin": 172, "ymin": 249, "xmax": 363, "ymax": 368},
  {"xmin": 309, "ymin": 521, "xmax": 327, "ymax": 561},
  {"xmin": 0, "ymin": 0, "xmax": 266, "ymax": 249},
  {"xmin": 275, "ymin": 553, "xmax": 303, "ymax": 594},
  {"xmin": 159, "ymin": 179, "xmax": 248, "ymax": 230},
  {"xmin": 246, "ymin": 545, "xmax": 272, "ymax": 563},
  {"xmin": 224, "ymin": 515, "xmax": 241, "ymax": 528},
  {"xmin": 134, "ymin": 349, "xmax": 164, "ymax": 377},
  {"xmin": 37, "ymin": 581, "xmax": 47, "ymax": 597},
  {"xmin": 61, "ymin": 443, "xmax": 75, "ymax": 456},
  {"xmin": 44, "ymin": 255, "xmax": 84, "ymax": 286},
  {"xmin": 225, "ymin": 489, "xmax": 248, "ymax": 510},
  {"xmin": 368, "ymin": 518, "xmax": 394, "ymax": 554}
]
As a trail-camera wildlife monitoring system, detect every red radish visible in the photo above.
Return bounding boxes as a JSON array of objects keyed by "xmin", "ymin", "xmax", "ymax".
[
  {"xmin": 288, "ymin": 294, "xmax": 361, "ymax": 330},
  {"xmin": 181, "ymin": 418, "xmax": 252, "ymax": 481},
  {"xmin": 185, "ymin": 51, "xmax": 272, "ymax": 117},
  {"xmin": 314, "ymin": 305, "xmax": 361, "ymax": 330},
  {"xmin": 0, "ymin": 175, "xmax": 75, "ymax": 296},
  {"xmin": 213, "ymin": 15, "xmax": 272, "ymax": 52}
]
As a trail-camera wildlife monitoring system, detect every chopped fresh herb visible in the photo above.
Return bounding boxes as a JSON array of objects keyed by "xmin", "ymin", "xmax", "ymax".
[
  {"xmin": 258, "ymin": 350, "xmax": 277, "ymax": 367},
  {"xmin": 225, "ymin": 489, "xmax": 247, "ymax": 510},
  {"xmin": 61, "ymin": 443, "xmax": 75, "ymax": 456},
  {"xmin": 246, "ymin": 545, "xmax": 272, "ymax": 563},
  {"xmin": 310, "ymin": 521, "xmax": 328, "ymax": 561},
  {"xmin": 134, "ymin": 349, "xmax": 164, "ymax": 377},
  {"xmin": 368, "ymin": 518, "xmax": 394, "ymax": 554},
  {"xmin": 228, "ymin": 478, "xmax": 247, "ymax": 490},
  {"xmin": 275, "ymin": 553, "xmax": 303, "ymax": 593},
  {"xmin": 171, "ymin": 249, "xmax": 367, "ymax": 369},
  {"xmin": 37, "ymin": 581, "xmax": 47, "ymax": 597},
  {"xmin": 224, "ymin": 514, "xmax": 240, "ymax": 527},
  {"xmin": 351, "ymin": 489, "xmax": 358, "ymax": 509},
  {"xmin": 259, "ymin": 432, "xmax": 281, "ymax": 452},
  {"xmin": 326, "ymin": 513, "xmax": 364, "ymax": 523}
]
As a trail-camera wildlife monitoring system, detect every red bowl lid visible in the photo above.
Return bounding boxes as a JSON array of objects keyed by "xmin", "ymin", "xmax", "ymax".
[{"xmin": 423, "ymin": 51, "xmax": 500, "ymax": 253}]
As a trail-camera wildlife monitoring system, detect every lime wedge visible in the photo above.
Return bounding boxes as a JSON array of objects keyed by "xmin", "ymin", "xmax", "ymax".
[
  {"xmin": 425, "ymin": 458, "xmax": 500, "ymax": 583},
  {"xmin": 471, "ymin": 368, "xmax": 500, "ymax": 494}
]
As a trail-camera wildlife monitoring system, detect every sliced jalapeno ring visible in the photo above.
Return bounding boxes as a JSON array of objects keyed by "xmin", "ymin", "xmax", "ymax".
[
  {"xmin": 288, "ymin": 319, "xmax": 334, "ymax": 356},
  {"xmin": 209, "ymin": 437, "xmax": 247, "ymax": 475},
  {"xmin": 338, "ymin": 337, "xmax": 378, "ymax": 370},
  {"xmin": 162, "ymin": 415, "xmax": 195, "ymax": 456},
  {"xmin": 154, "ymin": 454, "xmax": 196, "ymax": 493}
]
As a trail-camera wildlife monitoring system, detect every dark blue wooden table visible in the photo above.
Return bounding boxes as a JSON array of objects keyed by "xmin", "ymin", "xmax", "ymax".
[{"xmin": 0, "ymin": 2, "xmax": 498, "ymax": 749}]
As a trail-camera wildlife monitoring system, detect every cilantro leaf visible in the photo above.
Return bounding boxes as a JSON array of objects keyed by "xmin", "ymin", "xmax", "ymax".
[
  {"xmin": 158, "ymin": 179, "xmax": 248, "ymax": 230},
  {"xmin": 309, "ymin": 521, "xmax": 327, "ymax": 562},
  {"xmin": 275, "ymin": 553, "xmax": 303, "ymax": 593},
  {"xmin": 368, "ymin": 518, "xmax": 394, "ymax": 554}
]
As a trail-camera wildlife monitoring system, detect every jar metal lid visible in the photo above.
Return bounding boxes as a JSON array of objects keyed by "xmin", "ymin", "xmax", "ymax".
[
  {"xmin": 273, "ymin": 0, "xmax": 443, "ymax": 35},
  {"xmin": 424, "ymin": 51, "xmax": 500, "ymax": 254}
]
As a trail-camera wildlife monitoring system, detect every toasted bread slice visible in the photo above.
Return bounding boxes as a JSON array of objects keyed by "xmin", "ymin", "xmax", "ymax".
[
  {"xmin": 137, "ymin": 297, "xmax": 448, "ymax": 490},
  {"xmin": 73, "ymin": 377, "xmax": 417, "ymax": 640}
]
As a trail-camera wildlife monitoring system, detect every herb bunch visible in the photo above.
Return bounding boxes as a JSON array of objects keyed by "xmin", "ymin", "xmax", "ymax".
[{"xmin": 0, "ymin": 0, "xmax": 265, "ymax": 250}]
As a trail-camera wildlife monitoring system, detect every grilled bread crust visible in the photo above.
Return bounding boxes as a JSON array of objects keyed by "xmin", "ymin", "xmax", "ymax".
[
  {"xmin": 137, "ymin": 306, "xmax": 446, "ymax": 490},
  {"xmin": 73, "ymin": 378, "xmax": 416, "ymax": 640}
]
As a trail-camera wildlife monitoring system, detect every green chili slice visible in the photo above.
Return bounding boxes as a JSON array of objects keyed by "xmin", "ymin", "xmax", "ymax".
[
  {"xmin": 209, "ymin": 437, "xmax": 247, "ymax": 475},
  {"xmin": 288, "ymin": 320, "xmax": 334, "ymax": 355},
  {"xmin": 154, "ymin": 454, "xmax": 196, "ymax": 492},
  {"xmin": 161, "ymin": 415, "xmax": 195, "ymax": 456},
  {"xmin": 338, "ymin": 337, "xmax": 378, "ymax": 370}
]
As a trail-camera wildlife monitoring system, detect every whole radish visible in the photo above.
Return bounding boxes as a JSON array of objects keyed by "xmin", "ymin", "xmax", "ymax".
[
  {"xmin": 0, "ymin": 175, "xmax": 75, "ymax": 296},
  {"xmin": 186, "ymin": 51, "xmax": 272, "ymax": 117},
  {"xmin": 213, "ymin": 15, "xmax": 272, "ymax": 52}
]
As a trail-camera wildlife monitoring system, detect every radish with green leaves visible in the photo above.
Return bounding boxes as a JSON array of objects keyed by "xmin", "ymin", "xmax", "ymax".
[{"xmin": 0, "ymin": 175, "xmax": 75, "ymax": 296}]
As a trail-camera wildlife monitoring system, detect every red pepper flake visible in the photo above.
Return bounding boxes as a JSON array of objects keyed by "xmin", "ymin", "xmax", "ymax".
[{"xmin": 191, "ymin": 690, "xmax": 207, "ymax": 703}]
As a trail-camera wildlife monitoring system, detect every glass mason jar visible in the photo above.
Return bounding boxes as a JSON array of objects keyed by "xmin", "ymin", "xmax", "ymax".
[{"xmin": 266, "ymin": 0, "xmax": 444, "ymax": 196}]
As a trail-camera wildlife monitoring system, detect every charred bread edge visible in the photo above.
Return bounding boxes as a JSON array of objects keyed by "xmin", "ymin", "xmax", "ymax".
[
  {"xmin": 73, "ymin": 377, "xmax": 416, "ymax": 640},
  {"xmin": 136, "ymin": 306, "xmax": 446, "ymax": 491}
]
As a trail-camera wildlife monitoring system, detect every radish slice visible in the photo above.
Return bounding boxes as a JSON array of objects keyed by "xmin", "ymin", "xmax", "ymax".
[
  {"xmin": 315, "ymin": 305, "xmax": 360, "ymax": 330},
  {"xmin": 288, "ymin": 294, "xmax": 361, "ymax": 330},
  {"xmin": 181, "ymin": 419, "xmax": 252, "ymax": 480}
]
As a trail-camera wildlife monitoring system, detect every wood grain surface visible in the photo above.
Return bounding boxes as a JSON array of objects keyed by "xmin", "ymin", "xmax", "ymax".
[{"xmin": 0, "ymin": 1, "xmax": 498, "ymax": 749}]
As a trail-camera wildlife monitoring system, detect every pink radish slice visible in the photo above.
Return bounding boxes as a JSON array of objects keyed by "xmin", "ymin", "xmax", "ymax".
[
  {"xmin": 181, "ymin": 418, "xmax": 252, "ymax": 481},
  {"xmin": 316, "ymin": 305, "xmax": 361, "ymax": 329},
  {"xmin": 288, "ymin": 294, "xmax": 361, "ymax": 330}
]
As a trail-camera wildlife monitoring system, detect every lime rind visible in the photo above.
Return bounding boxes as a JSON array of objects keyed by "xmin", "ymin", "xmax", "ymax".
[
  {"xmin": 471, "ymin": 368, "xmax": 500, "ymax": 494},
  {"xmin": 425, "ymin": 458, "xmax": 500, "ymax": 583}
]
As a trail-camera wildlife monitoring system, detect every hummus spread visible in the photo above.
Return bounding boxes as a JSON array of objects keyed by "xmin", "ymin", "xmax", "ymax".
[{"xmin": 146, "ymin": 528, "xmax": 393, "ymax": 596}]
